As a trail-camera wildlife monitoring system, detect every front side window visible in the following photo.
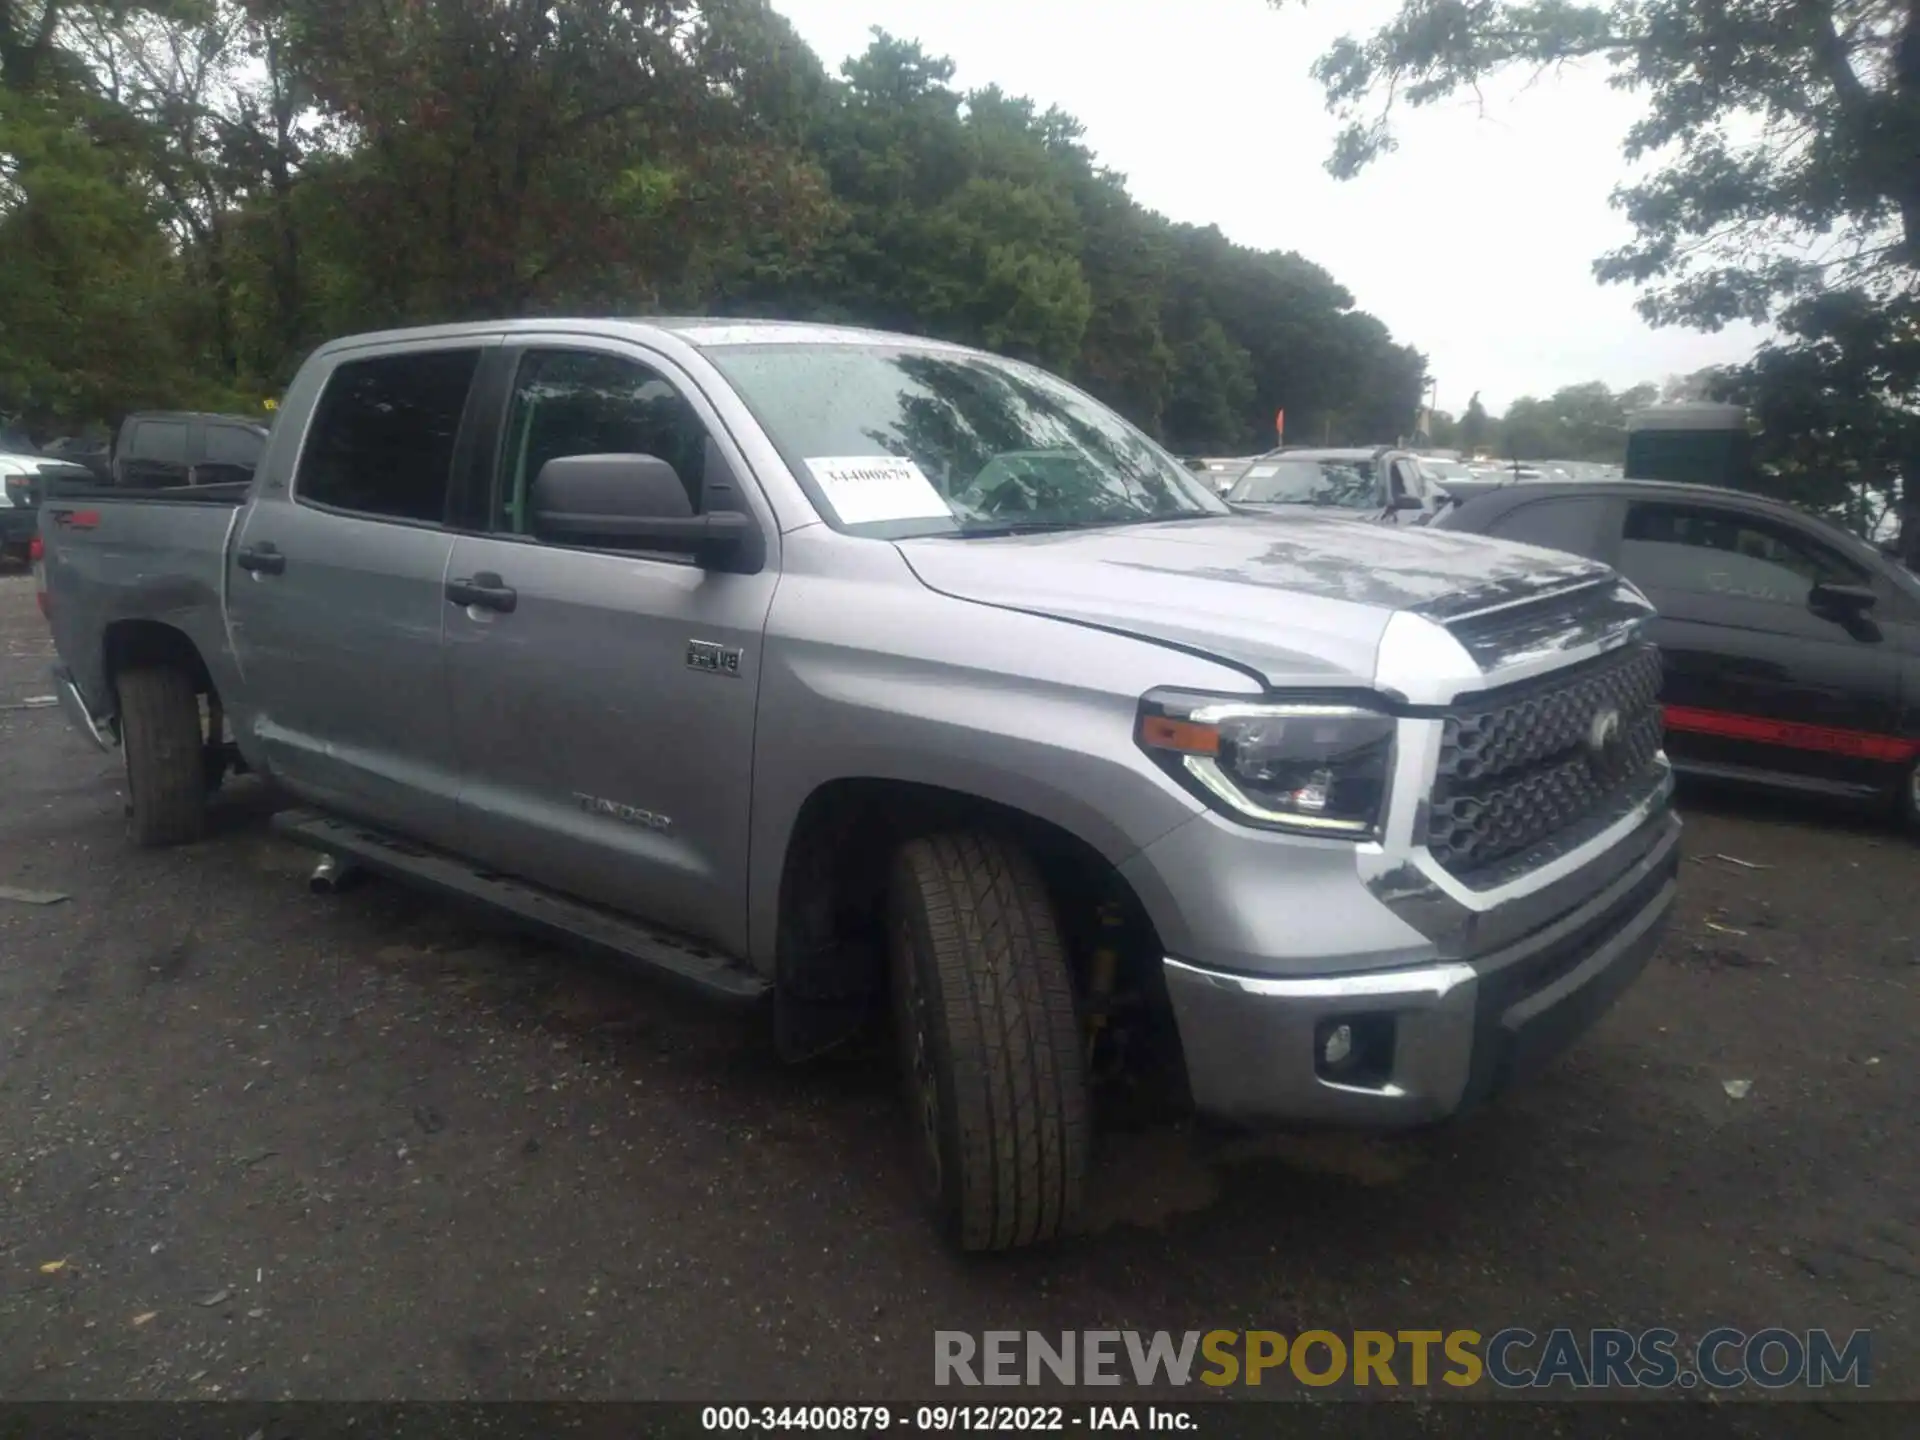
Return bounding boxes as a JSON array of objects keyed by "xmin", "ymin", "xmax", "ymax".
[
  {"xmin": 495, "ymin": 350, "xmax": 709, "ymax": 534},
  {"xmin": 296, "ymin": 349, "xmax": 480, "ymax": 522},
  {"xmin": 1488, "ymin": 497, "xmax": 1610, "ymax": 557},
  {"xmin": 1619, "ymin": 503, "xmax": 1868, "ymax": 606},
  {"xmin": 706, "ymin": 343, "xmax": 1224, "ymax": 536},
  {"xmin": 1229, "ymin": 458, "xmax": 1383, "ymax": 510}
]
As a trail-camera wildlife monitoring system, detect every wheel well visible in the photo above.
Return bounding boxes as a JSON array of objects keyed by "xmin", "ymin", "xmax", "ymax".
[
  {"xmin": 774, "ymin": 779, "xmax": 1178, "ymax": 1082},
  {"xmin": 102, "ymin": 620, "xmax": 215, "ymax": 701}
]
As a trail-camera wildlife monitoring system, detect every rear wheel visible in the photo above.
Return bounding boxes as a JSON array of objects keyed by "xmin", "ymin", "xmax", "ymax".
[
  {"xmin": 1898, "ymin": 761, "xmax": 1920, "ymax": 834},
  {"xmin": 118, "ymin": 666, "xmax": 208, "ymax": 847},
  {"xmin": 887, "ymin": 830, "xmax": 1089, "ymax": 1251}
]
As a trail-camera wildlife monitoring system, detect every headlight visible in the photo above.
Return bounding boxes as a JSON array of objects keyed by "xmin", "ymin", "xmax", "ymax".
[{"xmin": 1137, "ymin": 692, "xmax": 1396, "ymax": 838}]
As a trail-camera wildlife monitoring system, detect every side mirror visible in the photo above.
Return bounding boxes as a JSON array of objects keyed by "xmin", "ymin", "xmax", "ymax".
[
  {"xmin": 1391, "ymin": 492, "xmax": 1425, "ymax": 511},
  {"xmin": 530, "ymin": 453, "xmax": 760, "ymax": 571},
  {"xmin": 1809, "ymin": 581, "xmax": 1878, "ymax": 618}
]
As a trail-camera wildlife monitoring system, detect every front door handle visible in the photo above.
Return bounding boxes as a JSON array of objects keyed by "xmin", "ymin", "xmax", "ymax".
[
  {"xmin": 235, "ymin": 542, "xmax": 286, "ymax": 575},
  {"xmin": 446, "ymin": 571, "xmax": 517, "ymax": 613}
]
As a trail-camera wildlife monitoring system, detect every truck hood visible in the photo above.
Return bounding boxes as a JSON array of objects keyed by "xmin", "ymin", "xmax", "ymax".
[{"xmin": 894, "ymin": 512, "xmax": 1610, "ymax": 688}]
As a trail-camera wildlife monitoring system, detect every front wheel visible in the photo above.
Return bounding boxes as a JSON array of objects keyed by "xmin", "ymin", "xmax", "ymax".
[
  {"xmin": 118, "ymin": 666, "xmax": 208, "ymax": 847},
  {"xmin": 887, "ymin": 831, "xmax": 1089, "ymax": 1251}
]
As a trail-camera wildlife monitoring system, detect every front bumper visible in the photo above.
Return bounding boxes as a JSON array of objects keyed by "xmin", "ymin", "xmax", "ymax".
[{"xmin": 1163, "ymin": 804, "xmax": 1680, "ymax": 1125}]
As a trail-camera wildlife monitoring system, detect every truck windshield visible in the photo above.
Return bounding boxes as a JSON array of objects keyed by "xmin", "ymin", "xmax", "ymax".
[
  {"xmin": 1228, "ymin": 458, "xmax": 1382, "ymax": 509},
  {"xmin": 704, "ymin": 343, "xmax": 1227, "ymax": 536}
]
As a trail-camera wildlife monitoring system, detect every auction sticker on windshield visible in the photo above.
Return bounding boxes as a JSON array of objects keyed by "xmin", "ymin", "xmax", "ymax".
[{"xmin": 806, "ymin": 456, "xmax": 950, "ymax": 525}]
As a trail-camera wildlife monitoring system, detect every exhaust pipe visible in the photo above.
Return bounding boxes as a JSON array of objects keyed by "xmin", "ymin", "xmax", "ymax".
[{"xmin": 308, "ymin": 854, "xmax": 361, "ymax": 894}]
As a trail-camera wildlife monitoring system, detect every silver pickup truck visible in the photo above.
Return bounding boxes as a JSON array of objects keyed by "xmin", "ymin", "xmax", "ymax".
[{"xmin": 40, "ymin": 319, "xmax": 1680, "ymax": 1250}]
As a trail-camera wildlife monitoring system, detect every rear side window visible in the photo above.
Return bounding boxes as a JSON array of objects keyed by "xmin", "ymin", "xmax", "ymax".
[
  {"xmin": 132, "ymin": 421, "xmax": 189, "ymax": 464},
  {"xmin": 296, "ymin": 349, "xmax": 481, "ymax": 522},
  {"xmin": 1486, "ymin": 497, "xmax": 1609, "ymax": 557},
  {"xmin": 204, "ymin": 425, "xmax": 264, "ymax": 469}
]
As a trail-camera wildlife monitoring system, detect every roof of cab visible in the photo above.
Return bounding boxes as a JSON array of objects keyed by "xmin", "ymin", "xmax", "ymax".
[
  {"xmin": 316, "ymin": 316, "xmax": 977, "ymax": 356},
  {"xmin": 124, "ymin": 410, "xmax": 268, "ymax": 428},
  {"xmin": 1444, "ymin": 476, "xmax": 1843, "ymax": 530}
]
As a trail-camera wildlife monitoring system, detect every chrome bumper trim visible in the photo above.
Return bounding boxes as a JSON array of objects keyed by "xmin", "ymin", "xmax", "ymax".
[
  {"xmin": 51, "ymin": 665, "xmax": 113, "ymax": 751},
  {"xmin": 1163, "ymin": 814, "xmax": 1680, "ymax": 1126}
]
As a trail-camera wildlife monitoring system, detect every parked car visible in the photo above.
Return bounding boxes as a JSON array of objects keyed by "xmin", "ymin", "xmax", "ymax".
[
  {"xmin": 111, "ymin": 411, "xmax": 270, "ymax": 488},
  {"xmin": 1185, "ymin": 455, "xmax": 1258, "ymax": 495},
  {"xmin": 1226, "ymin": 445, "xmax": 1441, "ymax": 522},
  {"xmin": 0, "ymin": 454, "xmax": 43, "ymax": 562},
  {"xmin": 1437, "ymin": 477, "xmax": 1920, "ymax": 823},
  {"xmin": 41, "ymin": 318, "xmax": 1678, "ymax": 1250},
  {"xmin": 0, "ymin": 453, "xmax": 94, "ymax": 564},
  {"xmin": 40, "ymin": 432, "xmax": 113, "ymax": 482},
  {"xmin": 1417, "ymin": 457, "xmax": 1479, "ymax": 490}
]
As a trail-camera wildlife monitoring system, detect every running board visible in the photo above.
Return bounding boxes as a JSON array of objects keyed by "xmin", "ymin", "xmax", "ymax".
[{"xmin": 270, "ymin": 809, "xmax": 770, "ymax": 1004}]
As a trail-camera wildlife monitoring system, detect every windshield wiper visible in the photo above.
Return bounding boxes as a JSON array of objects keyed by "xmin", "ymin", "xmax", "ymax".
[
  {"xmin": 944, "ymin": 520, "xmax": 1100, "ymax": 539},
  {"xmin": 945, "ymin": 514, "xmax": 1216, "ymax": 539}
]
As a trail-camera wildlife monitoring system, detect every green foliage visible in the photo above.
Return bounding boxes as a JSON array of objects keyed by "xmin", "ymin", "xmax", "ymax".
[
  {"xmin": 1712, "ymin": 291, "xmax": 1920, "ymax": 537},
  {"xmin": 0, "ymin": 87, "xmax": 199, "ymax": 427},
  {"xmin": 1457, "ymin": 392, "xmax": 1491, "ymax": 455},
  {"xmin": 1500, "ymin": 380, "xmax": 1657, "ymax": 462},
  {"xmin": 3, "ymin": 4, "xmax": 1430, "ymax": 451}
]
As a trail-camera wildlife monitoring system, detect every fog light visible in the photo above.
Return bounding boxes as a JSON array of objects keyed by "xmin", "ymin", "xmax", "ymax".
[
  {"xmin": 1314, "ymin": 1015, "xmax": 1396, "ymax": 1086},
  {"xmin": 1322, "ymin": 1022, "xmax": 1353, "ymax": 1067}
]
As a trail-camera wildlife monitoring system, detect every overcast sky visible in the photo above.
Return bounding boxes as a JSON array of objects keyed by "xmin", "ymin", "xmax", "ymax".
[{"xmin": 771, "ymin": 0, "xmax": 1769, "ymax": 416}]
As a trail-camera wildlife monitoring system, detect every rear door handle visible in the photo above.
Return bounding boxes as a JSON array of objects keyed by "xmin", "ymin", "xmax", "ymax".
[
  {"xmin": 235, "ymin": 542, "xmax": 286, "ymax": 575},
  {"xmin": 446, "ymin": 571, "xmax": 517, "ymax": 613}
]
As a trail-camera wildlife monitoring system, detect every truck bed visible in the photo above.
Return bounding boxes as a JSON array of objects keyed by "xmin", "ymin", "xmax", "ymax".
[
  {"xmin": 39, "ymin": 487, "xmax": 245, "ymax": 723},
  {"xmin": 39, "ymin": 477, "xmax": 253, "ymax": 504}
]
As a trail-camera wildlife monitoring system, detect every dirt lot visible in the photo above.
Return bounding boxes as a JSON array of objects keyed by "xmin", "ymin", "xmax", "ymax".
[{"xmin": 1, "ymin": 569, "xmax": 1914, "ymax": 1420}]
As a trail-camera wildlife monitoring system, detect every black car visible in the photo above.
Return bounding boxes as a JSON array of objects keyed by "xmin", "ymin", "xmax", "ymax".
[{"xmin": 1436, "ymin": 478, "xmax": 1920, "ymax": 823}]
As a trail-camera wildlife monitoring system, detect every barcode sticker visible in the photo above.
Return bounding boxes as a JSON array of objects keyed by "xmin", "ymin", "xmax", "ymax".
[{"xmin": 805, "ymin": 456, "xmax": 950, "ymax": 525}]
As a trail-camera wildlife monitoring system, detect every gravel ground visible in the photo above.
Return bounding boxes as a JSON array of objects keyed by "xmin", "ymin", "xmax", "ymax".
[{"xmin": 0, "ymin": 569, "xmax": 1914, "ymax": 1425}]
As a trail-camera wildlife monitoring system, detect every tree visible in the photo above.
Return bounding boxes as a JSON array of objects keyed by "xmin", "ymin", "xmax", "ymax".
[
  {"xmin": 1458, "ymin": 392, "xmax": 1490, "ymax": 455},
  {"xmin": 4, "ymin": 8, "xmax": 1432, "ymax": 455},
  {"xmin": 1500, "ymin": 381, "xmax": 1657, "ymax": 462},
  {"xmin": 1289, "ymin": 0, "xmax": 1919, "ymax": 331},
  {"xmin": 1712, "ymin": 291, "xmax": 1920, "ymax": 537},
  {"xmin": 1287, "ymin": 0, "xmax": 1920, "ymax": 546}
]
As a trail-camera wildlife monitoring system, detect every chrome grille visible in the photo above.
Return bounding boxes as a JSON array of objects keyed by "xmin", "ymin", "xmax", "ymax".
[{"xmin": 1428, "ymin": 643, "xmax": 1664, "ymax": 882}]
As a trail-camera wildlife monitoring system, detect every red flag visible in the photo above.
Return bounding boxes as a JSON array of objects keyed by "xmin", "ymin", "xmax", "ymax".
[{"xmin": 1275, "ymin": 409, "xmax": 1286, "ymax": 443}]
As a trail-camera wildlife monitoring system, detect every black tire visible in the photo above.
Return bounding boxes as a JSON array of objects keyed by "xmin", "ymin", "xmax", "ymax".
[
  {"xmin": 118, "ymin": 666, "xmax": 208, "ymax": 847},
  {"xmin": 1899, "ymin": 761, "xmax": 1920, "ymax": 834},
  {"xmin": 887, "ymin": 831, "xmax": 1089, "ymax": 1251}
]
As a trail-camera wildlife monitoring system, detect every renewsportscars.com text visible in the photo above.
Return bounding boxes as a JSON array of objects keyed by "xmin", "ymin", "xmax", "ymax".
[{"xmin": 934, "ymin": 1328, "xmax": 1871, "ymax": 1391}]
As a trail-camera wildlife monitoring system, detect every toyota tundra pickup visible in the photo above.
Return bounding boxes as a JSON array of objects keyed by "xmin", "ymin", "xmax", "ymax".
[{"xmin": 40, "ymin": 319, "xmax": 1680, "ymax": 1250}]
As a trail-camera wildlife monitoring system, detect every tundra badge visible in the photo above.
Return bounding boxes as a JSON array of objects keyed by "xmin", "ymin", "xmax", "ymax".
[
  {"xmin": 686, "ymin": 639, "xmax": 743, "ymax": 677},
  {"xmin": 573, "ymin": 794, "xmax": 672, "ymax": 831}
]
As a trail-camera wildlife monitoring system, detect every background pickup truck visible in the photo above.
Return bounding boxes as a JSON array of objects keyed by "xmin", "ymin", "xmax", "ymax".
[
  {"xmin": 41, "ymin": 318, "xmax": 1681, "ymax": 1250},
  {"xmin": 110, "ymin": 410, "xmax": 270, "ymax": 489}
]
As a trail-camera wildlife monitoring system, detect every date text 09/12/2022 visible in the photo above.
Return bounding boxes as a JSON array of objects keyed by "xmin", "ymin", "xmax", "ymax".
[{"xmin": 702, "ymin": 1407, "xmax": 1192, "ymax": 1432}]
